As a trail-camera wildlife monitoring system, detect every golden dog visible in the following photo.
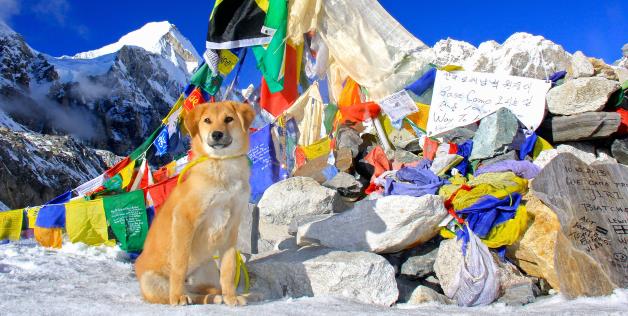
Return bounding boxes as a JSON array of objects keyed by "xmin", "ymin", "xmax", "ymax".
[{"xmin": 135, "ymin": 101, "xmax": 255, "ymax": 306}]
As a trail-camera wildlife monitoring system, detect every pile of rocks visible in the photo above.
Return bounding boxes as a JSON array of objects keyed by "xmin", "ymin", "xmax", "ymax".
[{"xmin": 234, "ymin": 45, "xmax": 628, "ymax": 307}]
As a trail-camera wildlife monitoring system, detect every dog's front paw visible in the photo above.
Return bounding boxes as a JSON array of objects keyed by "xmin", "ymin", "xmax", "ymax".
[
  {"xmin": 222, "ymin": 294, "xmax": 247, "ymax": 306},
  {"xmin": 170, "ymin": 294, "xmax": 192, "ymax": 306}
]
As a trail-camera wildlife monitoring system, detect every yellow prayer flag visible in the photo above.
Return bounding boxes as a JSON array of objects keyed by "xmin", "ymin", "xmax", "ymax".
[
  {"xmin": 532, "ymin": 136, "xmax": 554, "ymax": 160},
  {"xmin": 120, "ymin": 160, "xmax": 137, "ymax": 189},
  {"xmin": 0, "ymin": 209, "xmax": 23, "ymax": 241},
  {"xmin": 218, "ymin": 50, "xmax": 239, "ymax": 76},
  {"xmin": 161, "ymin": 94, "xmax": 185, "ymax": 125},
  {"xmin": 34, "ymin": 226, "xmax": 62, "ymax": 249},
  {"xmin": 65, "ymin": 199, "xmax": 112, "ymax": 246},
  {"xmin": 301, "ymin": 137, "xmax": 331, "ymax": 160},
  {"xmin": 26, "ymin": 207, "xmax": 41, "ymax": 228}
]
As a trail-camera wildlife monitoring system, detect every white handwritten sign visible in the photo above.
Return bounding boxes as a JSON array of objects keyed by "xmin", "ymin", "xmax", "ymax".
[
  {"xmin": 378, "ymin": 90, "xmax": 418, "ymax": 122},
  {"xmin": 426, "ymin": 70, "xmax": 551, "ymax": 137}
]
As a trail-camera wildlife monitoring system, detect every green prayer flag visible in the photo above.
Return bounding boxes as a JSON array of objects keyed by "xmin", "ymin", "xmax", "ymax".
[
  {"xmin": 252, "ymin": 0, "xmax": 287, "ymax": 93},
  {"xmin": 323, "ymin": 103, "xmax": 338, "ymax": 134},
  {"xmin": 130, "ymin": 127, "xmax": 162, "ymax": 161},
  {"xmin": 189, "ymin": 63, "xmax": 223, "ymax": 96},
  {"xmin": 103, "ymin": 190, "xmax": 148, "ymax": 252}
]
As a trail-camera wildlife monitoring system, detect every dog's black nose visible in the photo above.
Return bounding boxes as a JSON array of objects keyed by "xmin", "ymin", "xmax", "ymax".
[{"xmin": 211, "ymin": 131, "xmax": 224, "ymax": 141}]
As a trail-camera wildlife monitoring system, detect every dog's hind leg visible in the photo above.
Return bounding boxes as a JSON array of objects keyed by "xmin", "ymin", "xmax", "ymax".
[
  {"xmin": 139, "ymin": 271, "xmax": 170, "ymax": 304},
  {"xmin": 186, "ymin": 261, "xmax": 223, "ymax": 304}
]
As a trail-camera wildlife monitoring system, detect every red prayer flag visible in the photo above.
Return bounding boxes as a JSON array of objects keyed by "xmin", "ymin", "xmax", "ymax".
[
  {"xmin": 339, "ymin": 101, "xmax": 381, "ymax": 123},
  {"xmin": 260, "ymin": 44, "xmax": 299, "ymax": 117},
  {"xmin": 183, "ymin": 87, "xmax": 206, "ymax": 111},
  {"xmin": 143, "ymin": 176, "xmax": 178, "ymax": 215}
]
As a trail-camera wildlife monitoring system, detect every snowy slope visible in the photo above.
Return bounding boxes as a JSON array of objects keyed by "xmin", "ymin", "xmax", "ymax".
[
  {"xmin": 70, "ymin": 21, "xmax": 200, "ymax": 74},
  {"xmin": 0, "ymin": 241, "xmax": 627, "ymax": 316}
]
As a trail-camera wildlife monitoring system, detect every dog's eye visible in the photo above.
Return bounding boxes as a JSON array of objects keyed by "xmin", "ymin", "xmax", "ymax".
[
  {"xmin": 203, "ymin": 118, "xmax": 211, "ymax": 124},
  {"xmin": 224, "ymin": 116, "xmax": 234, "ymax": 123}
]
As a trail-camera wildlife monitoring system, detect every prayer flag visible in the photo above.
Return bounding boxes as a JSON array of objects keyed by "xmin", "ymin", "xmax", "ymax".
[
  {"xmin": 0, "ymin": 209, "xmax": 23, "ymax": 241},
  {"xmin": 205, "ymin": 0, "xmax": 272, "ymax": 50},
  {"xmin": 183, "ymin": 87, "xmax": 206, "ymax": 111},
  {"xmin": 35, "ymin": 191, "xmax": 72, "ymax": 228},
  {"xmin": 153, "ymin": 127, "xmax": 169, "ymax": 157},
  {"xmin": 65, "ymin": 199, "xmax": 111, "ymax": 246},
  {"xmin": 103, "ymin": 190, "xmax": 148, "ymax": 252},
  {"xmin": 34, "ymin": 227, "xmax": 62, "ymax": 249},
  {"xmin": 252, "ymin": 0, "xmax": 290, "ymax": 94},
  {"xmin": 248, "ymin": 124, "xmax": 283, "ymax": 203}
]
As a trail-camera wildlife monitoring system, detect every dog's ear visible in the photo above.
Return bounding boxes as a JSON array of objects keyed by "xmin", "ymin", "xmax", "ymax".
[
  {"xmin": 183, "ymin": 103, "xmax": 207, "ymax": 137},
  {"xmin": 230, "ymin": 102, "xmax": 255, "ymax": 132}
]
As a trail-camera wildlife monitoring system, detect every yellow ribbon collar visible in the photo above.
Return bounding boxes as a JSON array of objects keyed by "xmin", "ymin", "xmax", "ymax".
[{"xmin": 177, "ymin": 154, "xmax": 247, "ymax": 184}]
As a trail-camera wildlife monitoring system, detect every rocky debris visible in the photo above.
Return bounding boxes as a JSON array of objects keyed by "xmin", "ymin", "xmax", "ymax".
[
  {"xmin": 533, "ymin": 144, "xmax": 614, "ymax": 169},
  {"xmin": 248, "ymin": 247, "xmax": 398, "ymax": 306},
  {"xmin": 407, "ymin": 286, "xmax": 453, "ymax": 305},
  {"xmin": 507, "ymin": 194, "xmax": 561, "ymax": 290},
  {"xmin": 336, "ymin": 126, "xmax": 362, "ymax": 158},
  {"xmin": 258, "ymin": 177, "xmax": 343, "ymax": 225},
  {"xmin": 297, "ymin": 195, "xmax": 447, "ymax": 253},
  {"xmin": 590, "ymin": 57, "xmax": 619, "ymax": 80},
  {"xmin": 400, "ymin": 247, "xmax": 439, "ymax": 279},
  {"xmin": 531, "ymin": 153, "xmax": 628, "ymax": 297},
  {"xmin": 611, "ymin": 137, "xmax": 628, "ymax": 164},
  {"xmin": 568, "ymin": 51, "xmax": 595, "ymax": 78},
  {"xmin": 546, "ymin": 77, "xmax": 620, "ymax": 115},
  {"xmin": 470, "ymin": 108, "xmax": 519, "ymax": 161},
  {"xmin": 322, "ymin": 172, "xmax": 363, "ymax": 200},
  {"xmin": 496, "ymin": 284, "xmax": 536, "ymax": 306},
  {"xmin": 0, "ymin": 127, "xmax": 109, "ymax": 208},
  {"xmin": 539, "ymin": 111, "xmax": 620, "ymax": 142},
  {"xmin": 479, "ymin": 151, "xmax": 519, "ymax": 168}
]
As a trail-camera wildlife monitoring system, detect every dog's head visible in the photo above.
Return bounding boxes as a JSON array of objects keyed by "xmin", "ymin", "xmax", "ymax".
[{"xmin": 183, "ymin": 101, "xmax": 255, "ymax": 158}]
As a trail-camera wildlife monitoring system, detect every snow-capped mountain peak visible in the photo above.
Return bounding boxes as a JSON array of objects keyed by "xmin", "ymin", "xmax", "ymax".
[{"xmin": 71, "ymin": 21, "xmax": 200, "ymax": 73}]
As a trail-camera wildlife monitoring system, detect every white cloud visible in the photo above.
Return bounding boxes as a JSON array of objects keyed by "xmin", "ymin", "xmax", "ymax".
[
  {"xmin": 31, "ymin": 0, "xmax": 89, "ymax": 38},
  {"xmin": 32, "ymin": 0, "xmax": 70, "ymax": 25},
  {"xmin": 0, "ymin": 0, "xmax": 20, "ymax": 23}
]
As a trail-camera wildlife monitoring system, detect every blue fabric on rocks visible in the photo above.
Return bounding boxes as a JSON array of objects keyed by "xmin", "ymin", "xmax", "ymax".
[
  {"xmin": 384, "ymin": 162, "xmax": 447, "ymax": 197},
  {"xmin": 475, "ymin": 160, "xmax": 541, "ymax": 179},
  {"xmin": 406, "ymin": 68, "xmax": 437, "ymax": 96}
]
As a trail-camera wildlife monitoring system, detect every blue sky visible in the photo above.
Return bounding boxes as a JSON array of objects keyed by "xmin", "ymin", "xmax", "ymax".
[{"xmin": 2, "ymin": 0, "xmax": 627, "ymax": 83}]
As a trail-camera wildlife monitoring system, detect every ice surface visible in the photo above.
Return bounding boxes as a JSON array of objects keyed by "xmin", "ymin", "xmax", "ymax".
[{"xmin": 0, "ymin": 240, "xmax": 626, "ymax": 315}]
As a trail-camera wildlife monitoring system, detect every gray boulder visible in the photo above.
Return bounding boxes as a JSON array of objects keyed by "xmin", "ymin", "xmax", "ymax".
[
  {"xmin": 248, "ymin": 247, "xmax": 398, "ymax": 306},
  {"xmin": 258, "ymin": 177, "xmax": 342, "ymax": 225},
  {"xmin": 539, "ymin": 111, "xmax": 620, "ymax": 142},
  {"xmin": 407, "ymin": 286, "xmax": 453, "ymax": 305},
  {"xmin": 568, "ymin": 51, "xmax": 594, "ymax": 78},
  {"xmin": 297, "ymin": 195, "xmax": 447, "ymax": 254},
  {"xmin": 469, "ymin": 108, "xmax": 519, "ymax": 161},
  {"xmin": 322, "ymin": 172, "xmax": 363, "ymax": 199},
  {"xmin": 546, "ymin": 77, "xmax": 620, "ymax": 115},
  {"xmin": 611, "ymin": 138, "xmax": 628, "ymax": 165},
  {"xmin": 400, "ymin": 248, "xmax": 439, "ymax": 279}
]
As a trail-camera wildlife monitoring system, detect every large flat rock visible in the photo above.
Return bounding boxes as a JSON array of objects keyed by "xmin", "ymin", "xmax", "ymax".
[
  {"xmin": 296, "ymin": 195, "xmax": 447, "ymax": 254},
  {"xmin": 546, "ymin": 77, "xmax": 620, "ymax": 115},
  {"xmin": 248, "ymin": 247, "xmax": 398, "ymax": 306},
  {"xmin": 257, "ymin": 177, "xmax": 343, "ymax": 225},
  {"xmin": 531, "ymin": 153, "xmax": 628, "ymax": 297},
  {"xmin": 539, "ymin": 111, "xmax": 620, "ymax": 143}
]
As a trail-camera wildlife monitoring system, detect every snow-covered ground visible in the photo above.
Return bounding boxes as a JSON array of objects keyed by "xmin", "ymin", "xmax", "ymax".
[{"xmin": 1, "ymin": 240, "xmax": 626, "ymax": 316}]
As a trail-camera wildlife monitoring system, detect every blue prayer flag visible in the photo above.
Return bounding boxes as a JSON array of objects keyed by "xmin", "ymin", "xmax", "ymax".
[
  {"xmin": 153, "ymin": 127, "xmax": 169, "ymax": 157},
  {"xmin": 248, "ymin": 124, "xmax": 283, "ymax": 203},
  {"xmin": 35, "ymin": 191, "xmax": 72, "ymax": 228}
]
